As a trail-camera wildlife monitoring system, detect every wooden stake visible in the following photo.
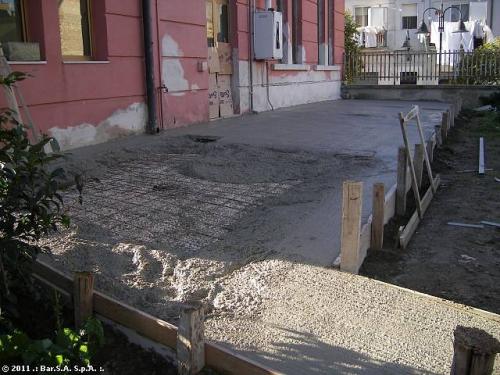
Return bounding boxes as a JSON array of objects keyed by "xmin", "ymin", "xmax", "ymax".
[
  {"xmin": 371, "ymin": 183, "xmax": 385, "ymax": 251},
  {"xmin": 73, "ymin": 272, "xmax": 94, "ymax": 328},
  {"xmin": 441, "ymin": 111, "xmax": 449, "ymax": 141},
  {"xmin": 396, "ymin": 146, "xmax": 408, "ymax": 216},
  {"xmin": 413, "ymin": 143, "xmax": 425, "ymax": 189},
  {"xmin": 177, "ymin": 302, "xmax": 205, "ymax": 375},
  {"xmin": 435, "ymin": 125, "xmax": 443, "ymax": 146},
  {"xmin": 340, "ymin": 181, "xmax": 363, "ymax": 274},
  {"xmin": 451, "ymin": 326, "xmax": 500, "ymax": 375}
]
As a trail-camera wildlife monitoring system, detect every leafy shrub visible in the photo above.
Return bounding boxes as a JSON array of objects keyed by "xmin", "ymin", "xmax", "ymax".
[
  {"xmin": 456, "ymin": 37, "xmax": 500, "ymax": 85},
  {"xmin": 343, "ymin": 12, "xmax": 362, "ymax": 83},
  {"xmin": 0, "ymin": 317, "xmax": 104, "ymax": 366},
  {"xmin": 0, "ymin": 77, "xmax": 69, "ymax": 302}
]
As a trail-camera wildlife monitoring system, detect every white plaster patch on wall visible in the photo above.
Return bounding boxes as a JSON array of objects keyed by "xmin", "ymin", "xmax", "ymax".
[
  {"xmin": 162, "ymin": 59, "xmax": 189, "ymax": 95},
  {"xmin": 161, "ymin": 34, "xmax": 184, "ymax": 57},
  {"xmin": 49, "ymin": 102, "xmax": 146, "ymax": 151},
  {"xmin": 191, "ymin": 83, "xmax": 200, "ymax": 91}
]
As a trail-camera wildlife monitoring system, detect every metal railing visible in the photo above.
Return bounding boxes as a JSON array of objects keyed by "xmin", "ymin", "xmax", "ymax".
[{"xmin": 343, "ymin": 50, "xmax": 500, "ymax": 85}]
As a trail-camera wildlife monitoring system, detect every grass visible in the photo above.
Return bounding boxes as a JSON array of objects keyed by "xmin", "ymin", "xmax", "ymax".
[{"xmin": 466, "ymin": 111, "xmax": 500, "ymax": 139}]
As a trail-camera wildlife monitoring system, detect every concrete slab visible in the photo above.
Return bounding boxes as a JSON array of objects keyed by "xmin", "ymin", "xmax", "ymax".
[
  {"xmin": 41, "ymin": 99, "xmax": 475, "ymax": 375},
  {"xmin": 161, "ymin": 99, "xmax": 449, "ymax": 265}
]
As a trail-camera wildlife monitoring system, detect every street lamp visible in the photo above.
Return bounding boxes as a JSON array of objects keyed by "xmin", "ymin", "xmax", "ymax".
[{"xmin": 416, "ymin": 1, "xmax": 468, "ymax": 79}]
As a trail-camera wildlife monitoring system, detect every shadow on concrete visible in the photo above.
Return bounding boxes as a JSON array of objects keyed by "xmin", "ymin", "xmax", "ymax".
[{"xmin": 219, "ymin": 326, "xmax": 438, "ymax": 375}]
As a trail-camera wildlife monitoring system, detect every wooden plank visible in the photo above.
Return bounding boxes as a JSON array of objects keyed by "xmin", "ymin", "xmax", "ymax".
[
  {"xmin": 441, "ymin": 111, "xmax": 449, "ymax": 141},
  {"xmin": 435, "ymin": 125, "xmax": 443, "ymax": 146},
  {"xmin": 413, "ymin": 144, "xmax": 425, "ymax": 189},
  {"xmin": 371, "ymin": 183, "xmax": 385, "ymax": 251},
  {"xmin": 32, "ymin": 263, "xmax": 279, "ymax": 375},
  {"xmin": 205, "ymin": 343, "xmax": 284, "ymax": 375},
  {"xmin": 74, "ymin": 272, "xmax": 94, "ymax": 328},
  {"xmin": 383, "ymin": 184, "xmax": 397, "ymax": 225},
  {"xmin": 178, "ymin": 303, "xmax": 205, "ymax": 375},
  {"xmin": 359, "ymin": 219, "xmax": 372, "ymax": 265},
  {"xmin": 32, "ymin": 260, "xmax": 73, "ymax": 294},
  {"xmin": 396, "ymin": 146, "xmax": 408, "ymax": 216},
  {"xmin": 403, "ymin": 105, "xmax": 419, "ymax": 122},
  {"xmin": 415, "ymin": 111, "xmax": 436, "ymax": 194},
  {"xmin": 340, "ymin": 181, "xmax": 363, "ymax": 274},
  {"xmin": 399, "ymin": 175, "xmax": 440, "ymax": 248},
  {"xmin": 399, "ymin": 112, "xmax": 422, "ymax": 218},
  {"xmin": 479, "ymin": 137, "xmax": 485, "ymax": 175},
  {"xmin": 93, "ymin": 291, "xmax": 178, "ymax": 349}
]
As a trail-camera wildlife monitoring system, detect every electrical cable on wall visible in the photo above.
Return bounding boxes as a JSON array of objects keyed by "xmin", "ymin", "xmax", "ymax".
[{"xmin": 265, "ymin": 61, "xmax": 274, "ymax": 111}]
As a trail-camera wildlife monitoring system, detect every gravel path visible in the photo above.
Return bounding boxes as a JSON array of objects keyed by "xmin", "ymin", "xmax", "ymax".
[{"xmin": 206, "ymin": 261, "xmax": 500, "ymax": 375}]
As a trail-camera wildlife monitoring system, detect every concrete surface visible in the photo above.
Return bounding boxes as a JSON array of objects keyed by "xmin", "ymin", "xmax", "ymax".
[
  {"xmin": 39, "ymin": 99, "xmax": 478, "ymax": 375},
  {"xmin": 163, "ymin": 99, "xmax": 448, "ymax": 265},
  {"xmin": 206, "ymin": 262, "xmax": 500, "ymax": 375}
]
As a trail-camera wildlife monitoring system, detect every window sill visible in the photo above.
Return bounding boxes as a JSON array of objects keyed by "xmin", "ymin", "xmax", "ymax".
[
  {"xmin": 272, "ymin": 63, "xmax": 310, "ymax": 71},
  {"xmin": 63, "ymin": 60, "xmax": 110, "ymax": 64},
  {"xmin": 7, "ymin": 61, "xmax": 47, "ymax": 65},
  {"xmin": 314, "ymin": 65, "xmax": 341, "ymax": 71}
]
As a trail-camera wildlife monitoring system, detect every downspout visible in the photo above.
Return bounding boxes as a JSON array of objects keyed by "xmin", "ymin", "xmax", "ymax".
[
  {"xmin": 142, "ymin": 0, "xmax": 158, "ymax": 134},
  {"xmin": 248, "ymin": 0, "xmax": 254, "ymax": 113}
]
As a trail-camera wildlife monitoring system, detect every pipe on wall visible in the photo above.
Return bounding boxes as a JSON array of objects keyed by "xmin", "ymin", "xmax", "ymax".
[
  {"xmin": 248, "ymin": 0, "xmax": 255, "ymax": 113},
  {"xmin": 142, "ymin": 0, "xmax": 159, "ymax": 134}
]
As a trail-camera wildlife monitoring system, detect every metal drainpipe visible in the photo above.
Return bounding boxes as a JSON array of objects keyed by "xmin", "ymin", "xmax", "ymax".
[
  {"xmin": 142, "ymin": 0, "xmax": 158, "ymax": 134},
  {"xmin": 248, "ymin": 0, "xmax": 255, "ymax": 113}
]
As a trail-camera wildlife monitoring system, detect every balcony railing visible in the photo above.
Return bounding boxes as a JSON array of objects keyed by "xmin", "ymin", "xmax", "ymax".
[{"xmin": 343, "ymin": 50, "xmax": 500, "ymax": 86}]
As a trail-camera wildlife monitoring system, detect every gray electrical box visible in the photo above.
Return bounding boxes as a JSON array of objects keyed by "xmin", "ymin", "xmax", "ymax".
[{"xmin": 254, "ymin": 11, "xmax": 283, "ymax": 60}]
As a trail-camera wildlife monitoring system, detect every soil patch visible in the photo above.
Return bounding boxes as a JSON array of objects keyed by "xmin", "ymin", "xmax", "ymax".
[{"xmin": 361, "ymin": 110, "xmax": 500, "ymax": 314}]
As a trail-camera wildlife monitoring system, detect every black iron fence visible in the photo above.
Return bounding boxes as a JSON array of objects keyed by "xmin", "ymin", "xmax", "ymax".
[{"xmin": 344, "ymin": 50, "xmax": 500, "ymax": 85}]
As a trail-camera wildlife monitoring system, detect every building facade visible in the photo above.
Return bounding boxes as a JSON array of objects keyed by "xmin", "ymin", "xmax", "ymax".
[
  {"xmin": 0, "ymin": 0, "xmax": 345, "ymax": 150},
  {"xmin": 344, "ymin": 0, "xmax": 497, "ymax": 50}
]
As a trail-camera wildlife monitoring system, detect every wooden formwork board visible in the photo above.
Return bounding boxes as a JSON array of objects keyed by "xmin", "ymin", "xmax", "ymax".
[
  {"xmin": 399, "ymin": 175, "xmax": 441, "ymax": 249},
  {"xmin": 32, "ymin": 260, "xmax": 281, "ymax": 375}
]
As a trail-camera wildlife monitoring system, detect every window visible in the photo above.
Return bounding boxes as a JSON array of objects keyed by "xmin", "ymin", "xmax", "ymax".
[
  {"xmin": 59, "ymin": 0, "xmax": 92, "ymax": 58},
  {"xmin": 401, "ymin": 4, "xmax": 417, "ymax": 30},
  {"xmin": 217, "ymin": 0, "xmax": 229, "ymax": 43},
  {"xmin": 0, "ymin": 0, "xmax": 25, "ymax": 44},
  {"xmin": 291, "ymin": 0, "xmax": 300, "ymax": 63},
  {"xmin": 276, "ymin": 0, "xmax": 289, "ymax": 63},
  {"xmin": 317, "ymin": 0, "xmax": 325, "ymax": 64},
  {"xmin": 354, "ymin": 7, "xmax": 368, "ymax": 27},
  {"xmin": 328, "ymin": 0, "xmax": 334, "ymax": 65},
  {"xmin": 450, "ymin": 4, "xmax": 469, "ymax": 22}
]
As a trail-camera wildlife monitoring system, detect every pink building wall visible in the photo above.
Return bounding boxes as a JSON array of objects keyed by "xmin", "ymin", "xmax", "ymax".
[{"xmin": 1, "ymin": 0, "xmax": 344, "ymax": 150}]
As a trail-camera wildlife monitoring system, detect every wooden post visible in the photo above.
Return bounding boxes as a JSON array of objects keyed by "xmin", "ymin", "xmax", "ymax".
[
  {"xmin": 73, "ymin": 272, "xmax": 94, "ymax": 328},
  {"xmin": 177, "ymin": 302, "xmax": 205, "ymax": 375},
  {"xmin": 340, "ymin": 181, "xmax": 363, "ymax": 274},
  {"xmin": 371, "ymin": 183, "xmax": 385, "ymax": 251},
  {"xmin": 413, "ymin": 144, "xmax": 425, "ymax": 189},
  {"xmin": 435, "ymin": 125, "xmax": 443, "ymax": 146},
  {"xmin": 441, "ymin": 111, "xmax": 449, "ymax": 142},
  {"xmin": 396, "ymin": 146, "xmax": 408, "ymax": 216},
  {"xmin": 451, "ymin": 326, "xmax": 500, "ymax": 375}
]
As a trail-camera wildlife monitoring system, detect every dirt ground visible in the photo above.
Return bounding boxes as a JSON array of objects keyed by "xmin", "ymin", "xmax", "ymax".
[{"xmin": 361, "ymin": 109, "xmax": 500, "ymax": 314}]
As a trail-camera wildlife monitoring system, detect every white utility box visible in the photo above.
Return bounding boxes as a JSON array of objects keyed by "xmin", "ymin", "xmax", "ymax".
[{"xmin": 254, "ymin": 11, "xmax": 283, "ymax": 60}]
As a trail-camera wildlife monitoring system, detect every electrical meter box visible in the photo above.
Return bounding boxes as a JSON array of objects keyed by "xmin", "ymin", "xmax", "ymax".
[{"xmin": 254, "ymin": 11, "xmax": 283, "ymax": 60}]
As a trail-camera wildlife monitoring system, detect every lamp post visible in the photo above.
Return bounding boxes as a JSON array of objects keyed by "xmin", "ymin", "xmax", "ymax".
[{"xmin": 416, "ymin": 1, "xmax": 467, "ymax": 80}]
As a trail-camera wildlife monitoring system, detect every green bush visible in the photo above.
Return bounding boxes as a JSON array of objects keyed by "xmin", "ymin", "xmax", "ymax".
[
  {"xmin": 0, "ymin": 317, "xmax": 104, "ymax": 367},
  {"xmin": 0, "ymin": 72, "xmax": 101, "ymax": 368},
  {"xmin": 343, "ymin": 12, "xmax": 362, "ymax": 83},
  {"xmin": 456, "ymin": 37, "xmax": 500, "ymax": 85}
]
